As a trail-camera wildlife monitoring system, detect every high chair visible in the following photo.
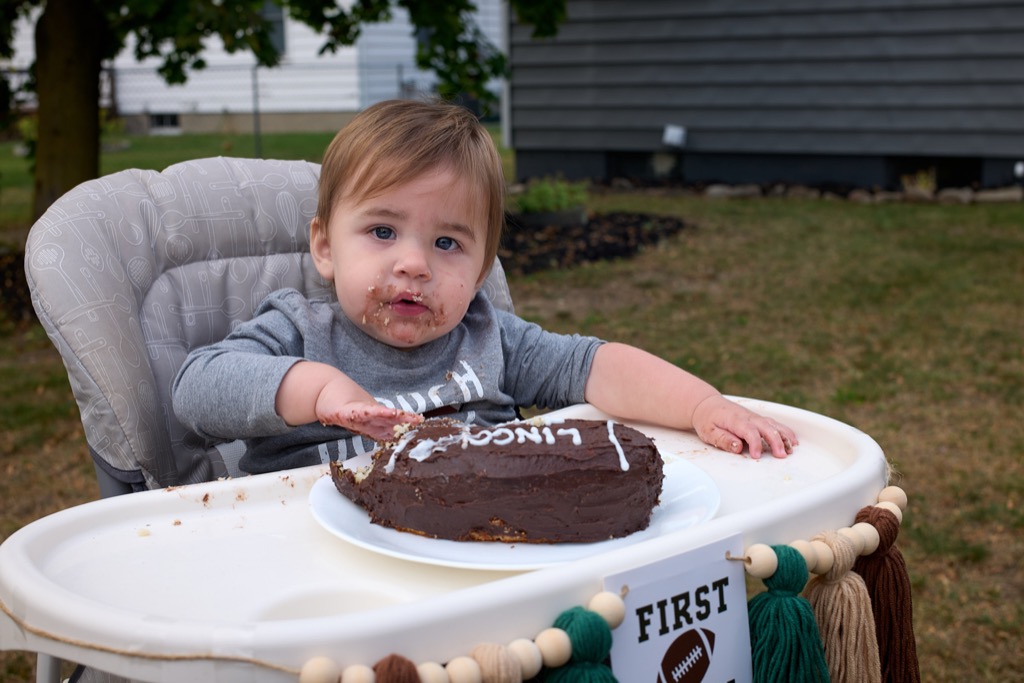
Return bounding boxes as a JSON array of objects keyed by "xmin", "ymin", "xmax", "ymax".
[{"xmin": 26, "ymin": 156, "xmax": 514, "ymax": 498}]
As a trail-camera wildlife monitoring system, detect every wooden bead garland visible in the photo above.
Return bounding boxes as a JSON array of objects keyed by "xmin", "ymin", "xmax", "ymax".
[
  {"xmin": 789, "ymin": 539, "xmax": 818, "ymax": 573},
  {"xmin": 875, "ymin": 500, "xmax": 903, "ymax": 524},
  {"xmin": 744, "ymin": 543, "xmax": 779, "ymax": 579},
  {"xmin": 444, "ymin": 655, "xmax": 481, "ymax": 683},
  {"xmin": 877, "ymin": 485, "xmax": 908, "ymax": 511},
  {"xmin": 837, "ymin": 526, "xmax": 866, "ymax": 555},
  {"xmin": 534, "ymin": 627, "xmax": 573, "ymax": 668},
  {"xmin": 587, "ymin": 590, "xmax": 626, "ymax": 629},
  {"xmin": 300, "ymin": 655, "xmax": 342, "ymax": 683},
  {"xmin": 734, "ymin": 487, "xmax": 907, "ymax": 579},
  {"xmin": 416, "ymin": 661, "xmax": 448, "ymax": 683},
  {"xmin": 341, "ymin": 663, "xmax": 375, "ymax": 683},
  {"xmin": 470, "ymin": 642, "xmax": 521, "ymax": 682},
  {"xmin": 507, "ymin": 638, "xmax": 543, "ymax": 679},
  {"xmin": 852, "ymin": 521, "xmax": 880, "ymax": 555},
  {"xmin": 295, "ymin": 488, "xmax": 908, "ymax": 683},
  {"xmin": 809, "ymin": 539, "xmax": 835, "ymax": 575}
]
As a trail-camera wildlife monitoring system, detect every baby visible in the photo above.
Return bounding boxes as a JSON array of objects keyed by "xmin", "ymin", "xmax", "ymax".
[{"xmin": 173, "ymin": 99, "xmax": 796, "ymax": 474}]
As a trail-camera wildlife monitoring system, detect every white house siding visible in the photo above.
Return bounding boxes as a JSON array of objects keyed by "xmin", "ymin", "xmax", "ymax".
[
  {"xmin": 113, "ymin": 23, "xmax": 362, "ymax": 118},
  {"xmin": 4, "ymin": 0, "xmax": 504, "ymax": 130},
  {"xmin": 357, "ymin": 1, "xmax": 506, "ymax": 109}
]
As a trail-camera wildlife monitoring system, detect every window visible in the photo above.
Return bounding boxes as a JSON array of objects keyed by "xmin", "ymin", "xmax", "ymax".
[{"xmin": 148, "ymin": 112, "xmax": 180, "ymax": 135}]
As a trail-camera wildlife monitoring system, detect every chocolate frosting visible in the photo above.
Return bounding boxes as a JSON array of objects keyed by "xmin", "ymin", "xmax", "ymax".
[{"xmin": 331, "ymin": 418, "xmax": 664, "ymax": 543}]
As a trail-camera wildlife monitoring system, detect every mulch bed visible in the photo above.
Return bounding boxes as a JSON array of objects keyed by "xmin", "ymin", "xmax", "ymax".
[
  {"xmin": 498, "ymin": 212, "xmax": 690, "ymax": 275},
  {"xmin": 0, "ymin": 245, "xmax": 34, "ymax": 325}
]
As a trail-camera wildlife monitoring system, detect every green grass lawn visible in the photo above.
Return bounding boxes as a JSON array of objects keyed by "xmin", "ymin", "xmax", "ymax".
[
  {"xmin": 1, "ymin": 131, "xmax": 1022, "ymax": 681},
  {"xmin": 0, "ymin": 125, "xmax": 514, "ymax": 241}
]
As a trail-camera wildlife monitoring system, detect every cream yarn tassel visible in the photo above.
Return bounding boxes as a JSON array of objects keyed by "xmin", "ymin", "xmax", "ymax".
[{"xmin": 803, "ymin": 529, "xmax": 881, "ymax": 683}]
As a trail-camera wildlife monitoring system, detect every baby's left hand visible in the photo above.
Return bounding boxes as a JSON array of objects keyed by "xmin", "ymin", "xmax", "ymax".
[{"xmin": 690, "ymin": 395, "xmax": 797, "ymax": 459}]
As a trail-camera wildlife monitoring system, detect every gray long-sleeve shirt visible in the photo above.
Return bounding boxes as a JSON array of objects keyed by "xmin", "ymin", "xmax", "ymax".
[{"xmin": 172, "ymin": 288, "xmax": 603, "ymax": 474}]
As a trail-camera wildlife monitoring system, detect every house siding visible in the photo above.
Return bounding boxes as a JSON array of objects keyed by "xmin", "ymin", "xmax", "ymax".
[
  {"xmin": 4, "ymin": 1, "xmax": 503, "ymax": 133},
  {"xmin": 508, "ymin": 0, "xmax": 1024, "ymax": 188}
]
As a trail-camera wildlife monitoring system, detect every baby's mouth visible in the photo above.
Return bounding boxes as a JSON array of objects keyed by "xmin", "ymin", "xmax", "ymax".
[{"xmin": 389, "ymin": 292, "xmax": 428, "ymax": 316}]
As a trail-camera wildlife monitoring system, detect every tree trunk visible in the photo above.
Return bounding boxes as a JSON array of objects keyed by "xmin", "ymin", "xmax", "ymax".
[{"xmin": 32, "ymin": 0, "xmax": 104, "ymax": 221}]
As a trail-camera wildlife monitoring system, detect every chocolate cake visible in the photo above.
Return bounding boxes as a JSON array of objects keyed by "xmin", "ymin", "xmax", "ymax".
[{"xmin": 330, "ymin": 417, "xmax": 664, "ymax": 543}]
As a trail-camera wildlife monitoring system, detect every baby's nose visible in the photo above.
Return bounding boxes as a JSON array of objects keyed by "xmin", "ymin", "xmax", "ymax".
[{"xmin": 394, "ymin": 244, "xmax": 431, "ymax": 279}]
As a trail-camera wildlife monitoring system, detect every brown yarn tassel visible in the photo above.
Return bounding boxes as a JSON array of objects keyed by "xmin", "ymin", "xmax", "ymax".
[
  {"xmin": 854, "ymin": 505, "xmax": 921, "ymax": 683},
  {"xmin": 804, "ymin": 530, "xmax": 882, "ymax": 683},
  {"xmin": 373, "ymin": 653, "xmax": 420, "ymax": 682}
]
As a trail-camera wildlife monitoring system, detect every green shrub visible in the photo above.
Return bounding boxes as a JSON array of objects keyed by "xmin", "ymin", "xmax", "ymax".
[{"xmin": 513, "ymin": 176, "xmax": 588, "ymax": 214}]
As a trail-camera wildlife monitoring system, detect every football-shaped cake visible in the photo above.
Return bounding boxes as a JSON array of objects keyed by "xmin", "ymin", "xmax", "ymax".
[{"xmin": 330, "ymin": 417, "xmax": 664, "ymax": 543}]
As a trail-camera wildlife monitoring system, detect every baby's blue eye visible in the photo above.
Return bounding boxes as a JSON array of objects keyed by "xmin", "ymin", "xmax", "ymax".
[
  {"xmin": 436, "ymin": 236, "xmax": 459, "ymax": 251},
  {"xmin": 372, "ymin": 226, "xmax": 395, "ymax": 240}
]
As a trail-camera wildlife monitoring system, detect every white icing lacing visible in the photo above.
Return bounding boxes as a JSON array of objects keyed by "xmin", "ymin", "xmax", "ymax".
[
  {"xmin": 607, "ymin": 420, "xmax": 629, "ymax": 471},
  {"xmin": 383, "ymin": 420, "xmax": 628, "ymax": 471}
]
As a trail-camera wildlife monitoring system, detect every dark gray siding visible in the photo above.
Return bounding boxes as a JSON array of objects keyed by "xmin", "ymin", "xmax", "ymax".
[{"xmin": 508, "ymin": 0, "xmax": 1024, "ymax": 188}]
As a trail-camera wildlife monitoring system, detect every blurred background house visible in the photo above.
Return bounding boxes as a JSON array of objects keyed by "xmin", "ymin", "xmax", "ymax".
[
  {"xmin": 5, "ymin": 1, "xmax": 1023, "ymax": 191},
  {"xmin": 506, "ymin": 0, "xmax": 1024, "ymax": 190},
  {"xmin": 2, "ymin": 1, "xmax": 503, "ymax": 136}
]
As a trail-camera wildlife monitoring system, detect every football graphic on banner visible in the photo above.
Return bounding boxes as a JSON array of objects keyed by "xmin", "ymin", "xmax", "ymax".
[{"xmin": 658, "ymin": 627, "xmax": 716, "ymax": 683}]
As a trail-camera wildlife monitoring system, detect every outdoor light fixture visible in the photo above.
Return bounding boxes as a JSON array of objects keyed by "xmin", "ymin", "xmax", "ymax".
[{"xmin": 662, "ymin": 124, "xmax": 686, "ymax": 148}]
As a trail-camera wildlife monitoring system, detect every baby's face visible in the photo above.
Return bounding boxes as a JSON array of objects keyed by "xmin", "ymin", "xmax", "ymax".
[{"xmin": 311, "ymin": 168, "xmax": 489, "ymax": 349}]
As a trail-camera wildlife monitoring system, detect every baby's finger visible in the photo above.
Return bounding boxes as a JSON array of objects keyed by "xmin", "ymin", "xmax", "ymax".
[
  {"xmin": 361, "ymin": 409, "xmax": 422, "ymax": 440},
  {"xmin": 700, "ymin": 426, "xmax": 744, "ymax": 456},
  {"xmin": 762, "ymin": 421, "xmax": 797, "ymax": 458}
]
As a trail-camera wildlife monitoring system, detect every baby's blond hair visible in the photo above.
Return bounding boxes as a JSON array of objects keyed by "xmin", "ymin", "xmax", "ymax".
[{"xmin": 314, "ymin": 99, "xmax": 505, "ymax": 280}]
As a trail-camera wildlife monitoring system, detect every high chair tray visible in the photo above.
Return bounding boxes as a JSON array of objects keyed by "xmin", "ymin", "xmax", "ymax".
[{"xmin": 0, "ymin": 399, "xmax": 887, "ymax": 682}]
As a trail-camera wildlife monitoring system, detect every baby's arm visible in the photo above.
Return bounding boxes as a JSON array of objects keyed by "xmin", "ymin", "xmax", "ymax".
[
  {"xmin": 276, "ymin": 361, "xmax": 422, "ymax": 442},
  {"xmin": 583, "ymin": 342, "xmax": 796, "ymax": 459}
]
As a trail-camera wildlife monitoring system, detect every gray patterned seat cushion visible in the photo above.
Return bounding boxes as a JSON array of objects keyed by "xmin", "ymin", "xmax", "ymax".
[{"xmin": 26, "ymin": 156, "xmax": 514, "ymax": 491}]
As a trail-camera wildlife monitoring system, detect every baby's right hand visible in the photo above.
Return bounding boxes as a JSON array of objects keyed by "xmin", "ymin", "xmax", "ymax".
[
  {"xmin": 317, "ymin": 401, "xmax": 423, "ymax": 442},
  {"xmin": 313, "ymin": 374, "xmax": 421, "ymax": 441}
]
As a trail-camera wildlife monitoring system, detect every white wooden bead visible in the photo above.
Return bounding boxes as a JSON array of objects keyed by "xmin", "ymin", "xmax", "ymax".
[
  {"xmin": 587, "ymin": 590, "xmax": 626, "ymax": 628},
  {"xmin": 444, "ymin": 656, "xmax": 482, "ymax": 683},
  {"xmin": 744, "ymin": 543, "xmax": 778, "ymax": 579},
  {"xmin": 341, "ymin": 664, "xmax": 375, "ymax": 683},
  {"xmin": 789, "ymin": 539, "xmax": 818, "ymax": 573},
  {"xmin": 876, "ymin": 500, "xmax": 904, "ymax": 524},
  {"xmin": 534, "ymin": 627, "xmax": 572, "ymax": 668},
  {"xmin": 508, "ymin": 637, "xmax": 543, "ymax": 679},
  {"xmin": 809, "ymin": 539, "xmax": 834, "ymax": 575},
  {"xmin": 837, "ymin": 526, "xmax": 866, "ymax": 555},
  {"xmin": 299, "ymin": 656, "xmax": 341, "ymax": 683},
  {"xmin": 852, "ymin": 521, "xmax": 881, "ymax": 555},
  {"xmin": 878, "ymin": 486, "xmax": 908, "ymax": 511},
  {"xmin": 417, "ymin": 661, "xmax": 449, "ymax": 683}
]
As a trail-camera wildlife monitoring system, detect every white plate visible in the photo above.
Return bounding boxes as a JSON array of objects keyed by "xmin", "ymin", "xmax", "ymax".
[{"xmin": 308, "ymin": 454, "xmax": 720, "ymax": 571}]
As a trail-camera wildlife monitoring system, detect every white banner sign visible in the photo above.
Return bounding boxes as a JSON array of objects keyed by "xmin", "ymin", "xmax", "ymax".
[{"xmin": 604, "ymin": 535, "xmax": 751, "ymax": 683}]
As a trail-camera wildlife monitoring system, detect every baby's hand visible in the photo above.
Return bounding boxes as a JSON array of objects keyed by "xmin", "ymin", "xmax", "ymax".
[
  {"xmin": 317, "ymin": 401, "xmax": 423, "ymax": 442},
  {"xmin": 313, "ymin": 375, "xmax": 422, "ymax": 441},
  {"xmin": 691, "ymin": 395, "xmax": 797, "ymax": 459}
]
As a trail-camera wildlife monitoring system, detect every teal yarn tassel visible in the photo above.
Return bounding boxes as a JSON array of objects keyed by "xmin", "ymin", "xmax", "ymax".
[
  {"xmin": 545, "ymin": 606, "xmax": 618, "ymax": 682},
  {"xmin": 748, "ymin": 544, "xmax": 830, "ymax": 683}
]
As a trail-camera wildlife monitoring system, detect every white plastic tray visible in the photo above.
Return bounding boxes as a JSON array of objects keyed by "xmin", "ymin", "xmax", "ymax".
[{"xmin": 0, "ymin": 400, "xmax": 887, "ymax": 682}]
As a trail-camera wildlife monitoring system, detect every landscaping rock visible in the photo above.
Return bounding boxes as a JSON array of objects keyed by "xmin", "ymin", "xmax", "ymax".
[
  {"xmin": 937, "ymin": 187, "xmax": 975, "ymax": 204},
  {"xmin": 975, "ymin": 186, "xmax": 1023, "ymax": 203}
]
